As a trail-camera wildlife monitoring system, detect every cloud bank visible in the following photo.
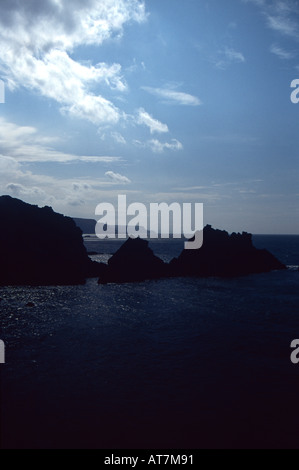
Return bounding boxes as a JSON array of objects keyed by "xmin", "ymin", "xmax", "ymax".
[
  {"xmin": 0, "ymin": 117, "xmax": 121, "ymax": 163},
  {"xmin": 0, "ymin": 0, "xmax": 146, "ymax": 126}
]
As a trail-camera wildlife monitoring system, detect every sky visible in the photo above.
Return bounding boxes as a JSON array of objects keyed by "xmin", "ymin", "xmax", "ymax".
[{"xmin": 0, "ymin": 0, "xmax": 298, "ymax": 234}]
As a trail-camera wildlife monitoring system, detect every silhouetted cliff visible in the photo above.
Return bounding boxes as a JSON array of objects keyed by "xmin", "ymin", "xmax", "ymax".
[
  {"xmin": 169, "ymin": 225, "xmax": 286, "ymax": 278},
  {"xmin": 0, "ymin": 196, "xmax": 98, "ymax": 285}
]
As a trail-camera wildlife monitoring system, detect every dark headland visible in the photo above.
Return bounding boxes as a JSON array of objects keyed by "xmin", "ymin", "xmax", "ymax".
[
  {"xmin": 0, "ymin": 196, "xmax": 286, "ymax": 286},
  {"xmin": 0, "ymin": 196, "xmax": 98, "ymax": 286}
]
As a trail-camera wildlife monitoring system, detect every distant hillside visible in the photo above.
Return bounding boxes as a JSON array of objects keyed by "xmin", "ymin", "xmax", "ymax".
[
  {"xmin": 73, "ymin": 217, "xmax": 151, "ymax": 237},
  {"xmin": 73, "ymin": 218, "xmax": 96, "ymax": 235}
]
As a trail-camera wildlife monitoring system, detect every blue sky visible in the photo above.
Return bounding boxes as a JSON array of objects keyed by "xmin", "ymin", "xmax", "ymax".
[{"xmin": 0, "ymin": 0, "xmax": 298, "ymax": 234}]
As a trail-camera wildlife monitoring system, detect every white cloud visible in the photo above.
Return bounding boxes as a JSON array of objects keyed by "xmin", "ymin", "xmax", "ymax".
[
  {"xmin": 215, "ymin": 47, "xmax": 245, "ymax": 69},
  {"xmin": 72, "ymin": 182, "xmax": 92, "ymax": 192},
  {"xmin": 0, "ymin": 155, "xmax": 22, "ymax": 176},
  {"xmin": 137, "ymin": 108, "xmax": 169, "ymax": 134},
  {"xmin": 224, "ymin": 48, "xmax": 246, "ymax": 63},
  {"xmin": 141, "ymin": 87, "xmax": 202, "ymax": 106},
  {"xmin": 243, "ymin": 0, "xmax": 299, "ymax": 40},
  {"xmin": 0, "ymin": 117, "xmax": 122, "ymax": 163},
  {"xmin": 175, "ymin": 185, "xmax": 212, "ymax": 192},
  {"xmin": 5, "ymin": 182, "xmax": 50, "ymax": 201},
  {"xmin": 78, "ymin": 156, "xmax": 122, "ymax": 163},
  {"xmin": 105, "ymin": 171, "xmax": 131, "ymax": 184},
  {"xmin": 0, "ymin": 0, "xmax": 146, "ymax": 126},
  {"xmin": 3, "ymin": 48, "xmax": 122, "ymax": 125},
  {"xmin": 111, "ymin": 131, "xmax": 127, "ymax": 144},
  {"xmin": 267, "ymin": 14, "xmax": 299, "ymax": 39},
  {"xmin": 0, "ymin": 0, "xmax": 146, "ymax": 52},
  {"xmin": 0, "ymin": 156, "xmax": 56, "ymax": 206},
  {"xmin": 147, "ymin": 139, "xmax": 183, "ymax": 154},
  {"xmin": 133, "ymin": 138, "xmax": 183, "ymax": 153},
  {"xmin": 0, "ymin": 152, "xmax": 133, "ymax": 214},
  {"xmin": 0, "ymin": 2, "xmax": 187, "ymax": 150},
  {"xmin": 270, "ymin": 44, "xmax": 295, "ymax": 59}
]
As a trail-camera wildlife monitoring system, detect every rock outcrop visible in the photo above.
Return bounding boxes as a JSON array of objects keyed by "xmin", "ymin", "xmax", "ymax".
[
  {"xmin": 0, "ymin": 196, "xmax": 98, "ymax": 286},
  {"xmin": 98, "ymin": 226, "xmax": 286, "ymax": 284},
  {"xmin": 98, "ymin": 237, "xmax": 167, "ymax": 284},
  {"xmin": 169, "ymin": 225, "xmax": 286, "ymax": 278}
]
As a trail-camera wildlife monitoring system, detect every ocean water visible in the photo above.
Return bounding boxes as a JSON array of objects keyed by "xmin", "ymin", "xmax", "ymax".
[{"xmin": 0, "ymin": 236, "xmax": 299, "ymax": 449}]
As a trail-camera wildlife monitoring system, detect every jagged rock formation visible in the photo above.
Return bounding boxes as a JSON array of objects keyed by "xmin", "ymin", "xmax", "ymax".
[
  {"xmin": 0, "ymin": 196, "xmax": 98, "ymax": 286},
  {"xmin": 98, "ymin": 237, "xmax": 167, "ymax": 284},
  {"xmin": 169, "ymin": 225, "xmax": 286, "ymax": 278},
  {"xmin": 98, "ymin": 226, "xmax": 286, "ymax": 284}
]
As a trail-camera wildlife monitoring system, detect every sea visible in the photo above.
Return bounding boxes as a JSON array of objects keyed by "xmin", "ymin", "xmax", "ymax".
[{"xmin": 0, "ymin": 235, "xmax": 299, "ymax": 449}]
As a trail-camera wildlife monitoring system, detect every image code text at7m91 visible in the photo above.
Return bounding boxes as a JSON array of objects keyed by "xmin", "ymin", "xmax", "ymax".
[{"xmin": 104, "ymin": 455, "xmax": 194, "ymax": 466}]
